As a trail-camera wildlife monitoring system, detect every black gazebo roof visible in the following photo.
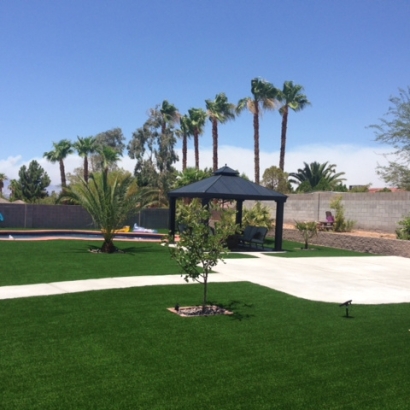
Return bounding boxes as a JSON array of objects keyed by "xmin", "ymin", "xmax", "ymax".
[{"xmin": 168, "ymin": 166, "xmax": 287, "ymax": 202}]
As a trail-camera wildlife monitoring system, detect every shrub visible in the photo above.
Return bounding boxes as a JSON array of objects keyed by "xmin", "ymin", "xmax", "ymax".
[
  {"xmin": 294, "ymin": 221, "xmax": 318, "ymax": 249},
  {"xmin": 243, "ymin": 202, "xmax": 274, "ymax": 230},
  {"xmin": 330, "ymin": 195, "xmax": 356, "ymax": 232},
  {"xmin": 396, "ymin": 215, "xmax": 410, "ymax": 240}
]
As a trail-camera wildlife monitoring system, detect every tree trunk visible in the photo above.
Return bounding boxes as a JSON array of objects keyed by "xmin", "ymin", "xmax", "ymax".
[
  {"xmin": 194, "ymin": 130, "xmax": 199, "ymax": 169},
  {"xmin": 253, "ymin": 104, "xmax": 260, "ymax": 184},
  {"xmin": 59, "ymin": 159, "xmax": 66, "ymax": 188},
  {"xmin": 202, "ymin": 272, "xmax": 208, "ymax": 312},
  {"xmin": 279, "ymin": 106, "xmax": 288, "ymax": 171},
  {"xmin": 182, "ymin": 134, "xmax": 187, "ymax": 171},
  {"xmin": 101, "ymin": 239, "xmax": 116, "ymax": 253},
  {"xmin": 84, "ymin": 157, "xmax": 89, "ymax": 183},
  {"xmin": 212, "ymin": 118, "xmax": 218, "ymax": 172}
]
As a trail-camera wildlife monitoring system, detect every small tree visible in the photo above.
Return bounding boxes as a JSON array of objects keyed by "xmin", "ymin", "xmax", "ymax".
[
  {"xmin": 294, "ymin": 221, "xmax": 318, "ymax": 249},
  {"xmin": 10, "ymin": 160, "xmax": 50, "ymax": 202},
  {"xmin": 169, "ymin": 200, "xmax": 237, "ymax": 312},
  {"xmin": 330, "ymin": 195, "xmax": 355, "ymax": 232},
  {"xmin": 59, "ymin": 170, "xmax": 140, "ymax": 253},
  {"xmin": 262, "ymin": 166, "xmax": 290, "ymax": 193}
]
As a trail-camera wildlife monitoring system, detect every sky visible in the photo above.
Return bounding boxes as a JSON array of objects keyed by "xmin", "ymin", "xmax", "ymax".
[{"xmin": 1, "ymin": 0, "xmax": 409, "ymax": 193}]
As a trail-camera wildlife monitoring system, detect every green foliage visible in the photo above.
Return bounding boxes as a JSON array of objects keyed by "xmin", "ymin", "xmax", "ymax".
[
  {"xmin": 0, "ymin": 172, "xmax": 7, "ymax": 197},
  {"xmin": 59, "ymin": 170, "xmax": 140, "ymax": 253},
  {"xmin": 277, "ymin": 81, "xmax": 311, "ymax": 171},
  {"xmin": 128, "ymin": 106, "xmax": 178, "ymax": 188},
  {"xmin": 330, "ymin": 195, "xmax": 356, "ymax": 232},
  {"xmin": 376, "ymin": 161, "xmax": 410, "ymax": 190},
  {"xmin": 9, "ymin": 160, "xmax": 50, "ymax": 202},
  {"xmin": 236, "ymin": 77, "xmax": 278, "ymax": 184},
  {"xmin": 91, "ymin": 128, "xmax": 126, "ymax": 173},
  {"xmin": 370, "ymin": 87, "xmax": 410, "ymax": 188},
  {"xmin": 290, "ymin": 161, "xmax": 346, "ymax": 192},
  {"xmin": 395, "ymin": 215, "xmax": 410, "ymax": 239},
  {"xmin": 294, "ymin": 220, "xmax": 318, "ymax": 249},
  {"xmin": 206, "ymin": 92, "xmax": 236, "ymax": 171},
  {"xmin": 169, "ymin": 199, "xmax": 238, "ymax": 311},
  {"xmin": 172, "ymin": 167, "xmax": 213, "ymax": 189},
  {"xmin": 73, "ymin": 136, "xmax": 98, "ymax": 182},
  {"xmin": 243, "ymin": 201, "xmax": 274, "ymax": 229},
  {"xmin": 43, "ymin": 139, "xmax": 74, "ymax": 188},
  {"xmin": 349, "ymin": 184, "xmax": 371, "ymax": 192},
  {"xmin": 262, "ymin": 165, "xmax": 290, "ymax": 193},
  {"xmin": 187, "ymin": 107, "xmax": 207, "ymax": 169}
]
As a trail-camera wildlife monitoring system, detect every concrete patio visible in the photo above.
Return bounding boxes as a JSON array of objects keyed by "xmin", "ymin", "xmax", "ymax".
[{"xmin": 1, "ymin": 255, "xmax": 409, "ymax": 305}]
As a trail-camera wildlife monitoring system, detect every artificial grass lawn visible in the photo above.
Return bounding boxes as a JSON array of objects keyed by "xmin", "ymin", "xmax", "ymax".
[
  {"xmin": 2, "ymin": 282, "xmax": 409, "ymax": 409},
  {"xmin": 0, "ymin": 238, "xmax": 369, "ymax": 287},
  {"xmin": 0, "ymin": 240, "xmax": 183, "ymax": 286}
]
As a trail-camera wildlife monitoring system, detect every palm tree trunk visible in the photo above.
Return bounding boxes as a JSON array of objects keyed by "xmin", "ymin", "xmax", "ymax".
[
  {"xmin": 194, "ymin": 131, "xmax": 199, "ymax": 169},
  {"xmin": 182, "ymin": 135, "xmax": 187, "ymax": 171},
  {"xmin": 212, "ymin": 118, "xmax": 218, "ymax": 172},
  {"xmin": 84, "ymin": 157, "xmax": 89, "ymax": 183},
  {"xmin": 253, "ymin": 105, "xmax": 260, "ymax": 184},
  {"xmin": 279, "ymin": 106, "xmax": 289, "ymax": 171},
  {"xmin": 59, "ymin": 159, "xmax": 66, "ymax": 188}
]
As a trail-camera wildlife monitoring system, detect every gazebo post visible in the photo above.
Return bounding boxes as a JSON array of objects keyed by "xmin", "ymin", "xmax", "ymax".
[
  {"xmin": 274, "ymin": 201, "xmax": 285, "ymax": 251},
  {"xmin": 169, "ymin": 197, "xmax": 177, "ymax": 239},
  {"xmin": 236, "ymin": 200, "xmax": 243, "ymax": 227}
]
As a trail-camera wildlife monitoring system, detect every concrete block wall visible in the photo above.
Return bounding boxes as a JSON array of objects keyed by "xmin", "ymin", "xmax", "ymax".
[
  {"xmin": 247, "ymin": 191, "xmax": 410, "ymax": 233},
  {"xmin": 0, "ymin": 204, "xmax": 169, "ymax": 230}
]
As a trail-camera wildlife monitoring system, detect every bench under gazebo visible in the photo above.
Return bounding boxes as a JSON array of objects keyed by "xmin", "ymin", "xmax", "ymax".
[{"xmin": 168, "ymin": 165, "xmax": 288, "ymax": 251}]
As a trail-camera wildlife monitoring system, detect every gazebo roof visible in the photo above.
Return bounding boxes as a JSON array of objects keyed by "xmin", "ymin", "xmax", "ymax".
[{"xmin": 168, "ymin": 165, "xmax": 287, "ymax": 202}]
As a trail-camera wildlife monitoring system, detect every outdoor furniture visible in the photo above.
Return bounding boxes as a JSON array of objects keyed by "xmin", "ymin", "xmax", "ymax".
[
  {"xmin": 239, "ymin": 226, "xmax": 268, "ymax": 249},
  {"xmin": 318, "ymin": 211, "xmax": 334, "ymax": 231},
  {"xmin": 238, "ymin": 226, "xmax": 258, "ymax": 247},
  {"xmin": 250, "ymin": 227, "xmax": 268, "ymax": 249}
]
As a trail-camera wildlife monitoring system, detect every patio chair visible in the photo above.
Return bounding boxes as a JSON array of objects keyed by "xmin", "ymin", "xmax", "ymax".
[
  {"xmin": 250, "ymin": 227, "xmax": 268, "ymax": 249},
  {"xmin": 238, "ymin": 226, "xmax": 258, "ymax": 248}
]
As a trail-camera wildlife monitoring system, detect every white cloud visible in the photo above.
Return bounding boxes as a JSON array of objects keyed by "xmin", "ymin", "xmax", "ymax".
[
  {"xmin": 179, "ymin": 143, "xmax": 390, "ymax": 187},
  {"xmin": 0, "ymin": 144, "xmax": 391, "ymax": 196}
]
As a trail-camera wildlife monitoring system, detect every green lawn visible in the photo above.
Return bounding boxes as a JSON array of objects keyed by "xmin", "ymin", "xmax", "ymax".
[
  {"xmin": 0, "ymin": 240, "xmax": 183, "ymax": 286},
  {"xmin": 0, "ymin": 238, "xmax": 370, "ymax": 287},
  {"xmin": 1, "ymin": 282, "xmax": 409, "ymax": 409}
]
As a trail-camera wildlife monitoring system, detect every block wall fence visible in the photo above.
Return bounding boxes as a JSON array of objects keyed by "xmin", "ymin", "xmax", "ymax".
[
  {"xmin": 1, "ymin": 191, "xmax": 410, "ymax": 233},
  {"xmin": 0, "ymin": 204, "xmax": 168, "ymax": 230},
  {"xmin": 248, "ymin": 191, "xmax": 410, "ymax": 233}
]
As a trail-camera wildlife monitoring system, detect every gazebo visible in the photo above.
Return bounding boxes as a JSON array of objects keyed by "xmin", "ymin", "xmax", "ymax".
[{"xmin": 168, "ymin": 165, "xmax": 288, "ymax": 251}]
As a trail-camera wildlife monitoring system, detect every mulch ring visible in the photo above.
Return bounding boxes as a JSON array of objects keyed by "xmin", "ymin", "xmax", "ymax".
[{"xmin": 167, "ymin": 305, "xmax": 233, "ymax": 317}]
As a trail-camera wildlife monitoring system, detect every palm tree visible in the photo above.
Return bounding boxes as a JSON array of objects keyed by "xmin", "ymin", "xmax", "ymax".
[
  {"xmin": 205, "ymin": 93, "xmax": 236, "ymax": 171},
  {"xmin": 73, "ymin": 136, "xmax": 98, "ymax": 183},
  {"xmin": 0, "ymin": 173, "xmax": 7, "ymax": 197},
  {"xmin": 59, "ymin": 170, "xmax": 140, "ymax": 253},
  {"xmin": 43, "ymin": 139, "xmax": 74, "ymax": 188},
  {"xmin": 276, "ymin": 81, "xmax": 311, "ymax": 171},
  {"xmin": 160, "ymin": 100, "xmax": 180, "ymax": 136},
  {"xmin": 237, "ymin": 78, "xmax": 278, "ymax": 184},
  {"xmin": 176, "ymin": 115, "xmax": 192, "ymax": 171},
  {"xmin": 289, "ymin": 161, "xmax": 346, "ymax": 192},
  {"xmin": 187, "ymin": 108, "xmax": 207, "ymax": 169},
  {"xmin": 98, "ymin": 146, "xmax": 122, "ymax": 178}
]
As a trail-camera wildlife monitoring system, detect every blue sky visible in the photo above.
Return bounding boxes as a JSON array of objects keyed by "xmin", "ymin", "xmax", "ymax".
[{"xmin": 1, "ymin": 0, "xmax": 409, "ymax": 190}]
